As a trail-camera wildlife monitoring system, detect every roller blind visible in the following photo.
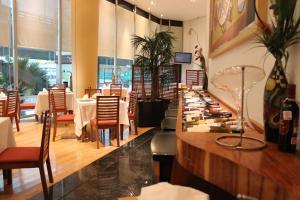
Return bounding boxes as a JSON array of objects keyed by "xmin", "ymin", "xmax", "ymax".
[
  {"xmin": 62, "ymin": 0, "xmax": 71, "ymax": 52},
  {"xmin": 98, "ymin": 0, "xmax": 115, "ymax": 57},
  {"xmin": 0, "ymin": 0, "xmax": 11, "ymax": 47},
  {"xmin": 150, "ymin": 21, "xmax": 159, "ymax": 35},
  {"xmin": 16, "ymin": 0, "xmax": 58, "ymax": 51},
  {"xmin": 170, "ymin": 26, "xmax": 183, "ymax": 52},
  {"xmin": 117, "ymin": 5, "xmax": 134, "ymax": 60},
  {"xmin": 135, "ymin": 14, "xmax": 149, "ymax": 37}
]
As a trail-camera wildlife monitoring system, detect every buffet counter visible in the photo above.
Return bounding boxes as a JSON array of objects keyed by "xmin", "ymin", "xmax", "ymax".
[{"xmin": 174, "ymin": 90, "xmax": 300, "ymax": 200}]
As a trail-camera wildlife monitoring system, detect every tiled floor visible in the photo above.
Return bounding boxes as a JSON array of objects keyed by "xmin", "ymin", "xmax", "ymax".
[{"xmin": 31, "ymin": 128, "xmax": 159, "ymax": 200}]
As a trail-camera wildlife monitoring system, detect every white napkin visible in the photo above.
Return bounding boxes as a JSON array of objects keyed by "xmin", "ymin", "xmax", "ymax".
[
  {"xmin": 0, "ymin": 92, "xmax": 6, "ymax": 98},
  {"xmin": 66, "ymin": 88, "xmax": 71, "ymax": 93},
  {"xmin": 92, "ymin": 93, "xmax": 101, "ymax": 99},
  {"xmin": 52, "ymin": 87, "xmax": 58, "ymax": 89},
  {"xmin": 82, "ymin": 94, "xmax": 88, "ymax": 100},
  {"xmin": 42, "ymin": 88, "xmax": 48, "ymax": 93},
  {"xmin": 138, "ymin": 182, "xmax": 209, "ymax": 200}
]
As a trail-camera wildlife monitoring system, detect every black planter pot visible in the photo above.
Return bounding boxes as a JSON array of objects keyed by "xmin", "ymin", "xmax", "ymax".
[{"xmin": 138, "ymin": 99, "xmax": 169, "ymax": 127}]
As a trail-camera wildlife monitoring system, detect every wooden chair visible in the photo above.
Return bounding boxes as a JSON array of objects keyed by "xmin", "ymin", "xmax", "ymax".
[
  {"xmin": 6, "ymin": 90, "xmax": 20, "ymax": 132},
  {"xmin": 91, "ymin": 96, "xmax": 120, "ymax": 148},
  {"xmin": 0, "ymin": 110, "xmax": 53, "ymax": 199},
  {"xmin": 49, "ymin": 89, "xmax": 74, "ymax": 142},
  {"xmin": 110, "ymin": 83, "xmax": 122, "ymax": 97},
  {"xmin": 19, "ymin": 101, "xmax": 38, "ymax": 121},
  {"xmin": 84, "ymin": 87, "xmax": 102, "ymax": 98},
  {"xmin": 54, "ymin": 84, "xmax": 66, "ymax": 89},
  {"xmin": 128, "ymin": 91, "xmax": 138, "ymax": 135},
  {"xmin": 0, "ymin": 100, "xmax": 6, "ymax": 117}
]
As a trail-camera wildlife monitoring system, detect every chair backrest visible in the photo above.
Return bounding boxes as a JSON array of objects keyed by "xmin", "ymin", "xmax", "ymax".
[
  {"xmin": 128, "ymin": 91, "xmax": 138, "ymax": 115},
  {"xmin": 39, "ymin": 110, "xmax": 52, "ymax": 162},
  {"xmin": 110, "ymin": 84, "xmax": 122, "ymax": 97},
  {"xmin": 186, "ymin": 69, "xmax": 205, "ymax": 86},
  {"xmin": 0, "ymin": 100, "xmax": 6, "ymax": 117},
  {"xmin": 85, "ymin": 87, "xmax": 102, "ymax": 98},
  {"xmin": 6, "ymin": 90, "xmax": 18, "ymax": 116},
  {"xmin": 96, "ymin": 96, "xmax": 119, "ymax": 124},
  {"xmin": 49, "ymin": 89, "xmax": 66, "ymax": 113},
  {"xmin": 54, "ymin": 84, "xmax": 66, "ymax": 89}
]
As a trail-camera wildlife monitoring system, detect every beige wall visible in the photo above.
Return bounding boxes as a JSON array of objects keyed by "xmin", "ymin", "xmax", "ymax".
[
  {"xmin": 72, "ymin": 0, "xmax": 99, "ymax": 97},
  {"xmin": 183, "ymin": 0, "xmax": 300, "ymax": 126},
  {"xmin": 182, "ymin": 17, "xmax": 208, "ymax": 83}
]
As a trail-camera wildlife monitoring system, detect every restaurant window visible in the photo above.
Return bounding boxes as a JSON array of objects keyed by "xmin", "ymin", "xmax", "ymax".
[
  {"xmin": 116, "ymin": 2, "xmax": 134, "ymax": 88},
  {"xmin": 0, "ymin": 0, "xmax": 13, "ymax": 89},
  {"xmin": 98, "ymin": 0, "xmax": 115, "ymax": 87}
]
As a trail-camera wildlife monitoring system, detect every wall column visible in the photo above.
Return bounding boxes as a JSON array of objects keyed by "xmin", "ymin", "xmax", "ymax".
[{"xmin": 72, "ymin": 0, "xmax": 99, "ymax": 97}]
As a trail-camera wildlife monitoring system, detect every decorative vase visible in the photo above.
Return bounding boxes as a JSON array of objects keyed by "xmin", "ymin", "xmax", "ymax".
[{"xmin": 264, "ymin": 60, "xmax": 288, "ymax": 143}]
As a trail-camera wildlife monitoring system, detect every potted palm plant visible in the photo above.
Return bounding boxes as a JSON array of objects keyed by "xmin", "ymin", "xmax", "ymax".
[
  {"xmin": 255, "ymin": 0, "xmax": 300, "ymax": 142},
  {"xmin": 131, "ymin": 31, "xmax": 175, "ymax": 126}
]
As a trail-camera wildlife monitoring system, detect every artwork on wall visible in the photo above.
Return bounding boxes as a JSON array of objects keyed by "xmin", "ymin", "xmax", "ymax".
[{"xmin": 209, "ymin": 0, "xmax": 267, "ymax": 58}]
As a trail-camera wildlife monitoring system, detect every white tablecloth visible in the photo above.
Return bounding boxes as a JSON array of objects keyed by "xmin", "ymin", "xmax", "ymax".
[
  {"xmin": 0, "ymin": 117, "xmax": 16, "ymax": 154},
  {"xmin": 74, "ymin": 98, "xmax": 129, "ymax": 137},
  {"xmin": 34, "ymin": 91, "xmax": 74, "ymax": 115},
  {"xmin": 102, "ymin": 88, "xmax": 129, "ymax": 99}
]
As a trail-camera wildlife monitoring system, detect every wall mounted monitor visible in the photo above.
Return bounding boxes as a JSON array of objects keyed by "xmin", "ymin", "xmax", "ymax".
[{"xmin": 174, "ymin": 52, "xmax": 192, "ymax": 64}]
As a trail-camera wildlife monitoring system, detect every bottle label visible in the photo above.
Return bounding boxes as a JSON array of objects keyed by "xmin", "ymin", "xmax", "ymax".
[
  {"xmin": 283, "ymin": 111, "xmax": 292, "ymax": 120},
  {"xmin": 291, "ymin": 137, "xmax": 297, "ymax": 145}
]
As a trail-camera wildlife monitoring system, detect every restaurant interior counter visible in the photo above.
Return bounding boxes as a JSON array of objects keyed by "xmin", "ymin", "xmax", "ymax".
[{"xmin": 172, "ymin": 89, "xmax": 300, "ymax": 200}]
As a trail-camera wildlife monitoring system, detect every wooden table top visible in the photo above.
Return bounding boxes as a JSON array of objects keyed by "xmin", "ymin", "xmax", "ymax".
[{"xmin": 176, "ymin": 92, "xmax": 300, "ymax": 198}]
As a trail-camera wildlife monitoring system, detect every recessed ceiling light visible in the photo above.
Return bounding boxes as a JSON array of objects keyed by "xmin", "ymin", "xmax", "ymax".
[
  {"xmin": 160, "ymin": 14, "xmax": 163, "ymax": 17},
  {"xmin": 148, "ymin": 7, "xmax": 151, "ymax": 11},
  {"xmin": 190, "ymin": 0, "xmax": 197, "ymax": 2},
  {"xmin": 150, "ymin": 1, "xmax": 154, "ymax": 5}
]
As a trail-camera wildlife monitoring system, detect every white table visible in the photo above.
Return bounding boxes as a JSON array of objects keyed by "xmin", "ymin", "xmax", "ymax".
[
  {"xmin": 34, "ymin": 91, "xmax": 74, "ymax": 115},
  {"xmin": 0, "ymin": 117, "xmax": 16, "ymax": 154},
  {"xmin": 102, "ymin": 87, "xmax": 129, "ymax": 99},
  {"xmin": 74, "ymin": 98, "xmax": 129, "ymax": 137}
]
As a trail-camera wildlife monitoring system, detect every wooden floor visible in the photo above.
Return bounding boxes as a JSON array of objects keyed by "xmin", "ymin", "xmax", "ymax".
[{"xmin": 0, "ymin": 117, "xmax": 152, "ymax": 200}]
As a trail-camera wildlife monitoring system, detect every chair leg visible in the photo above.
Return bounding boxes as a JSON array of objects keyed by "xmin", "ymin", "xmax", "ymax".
[
  {"xmin": 5, "ymin": 169, "xmax": 12, "ymax": 185},
  {"xmin": 134, "ymin": 118, "xmax": 138, "ymax": 135},
  {"xmin": 39, "ymin": 165, "xmax": 49, "ymax": 199},
  {"xmin": 46, "ymin": 158, "xmax": 53, "ymax": 183},
  {"xmin": 120, "ymin": 124, "xmax": 124, "ymax": 140},
  {"xmin": 15, "ymin": 115, "xmax": 20, "ymax": 132},
  {"xmin": 35, "ymin": 114, "xmax": 39, "ymax": 121},
  {"xmin": 53, "ymin": 122, "xmax": 57, "ymax": 142},
  {"xmin": 129, "ymin": 120, "xmax": 132, "ymax": 134},
  {"xmin": 96, "ymin": 128, "xmax": 99, "ymax": 149},
  {"xmin": 116, "ymin": 126, "xmax": 120, "ymax": 147}
]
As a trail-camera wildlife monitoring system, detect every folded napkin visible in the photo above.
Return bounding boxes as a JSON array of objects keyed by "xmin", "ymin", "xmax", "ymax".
[
  {"xmin": 0, "ymin": 92, "xmax": 6, "ymax": 98},
  {"xmin": 82, "ymin": 94, "xmax": 88, "ymax": 100},
  {"xmin": 52, "ymin": 87, "xmax": 58, "ymax": 89},
  {"xmin": 92, "ymin": 93, "xmax": 101, "ymax": 99},
  {"xmin": 66, "ymin": 88, "xmax": 71, "ymax": 93},
  {"xmin": 42, "ymin": 88, "xmax": 48, "ymax": 93},
  {"xmin": 138, "ymin": 182, "xmax": 209, "ymax": 200}
]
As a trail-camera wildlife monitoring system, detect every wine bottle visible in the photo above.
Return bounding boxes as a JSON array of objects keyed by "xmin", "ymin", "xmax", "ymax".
[{"xmin": 278, "ymin": 84, "xmax": 299, "ymax": 153}]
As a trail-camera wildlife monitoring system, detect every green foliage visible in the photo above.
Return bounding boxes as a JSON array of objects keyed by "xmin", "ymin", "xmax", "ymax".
[
  {"xmin": 18, "ymin": 58, "xmax": 48, "ymax": 96},
  {"xmin": 131, "ymin": 31, "xmax": 175, "ymax": 100},
  {"xmin": 255, "ymin": 0, "xmax": 300, "ymax": 69}
]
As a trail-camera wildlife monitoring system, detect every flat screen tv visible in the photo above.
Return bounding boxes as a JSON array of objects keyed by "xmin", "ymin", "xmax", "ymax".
[{"xmin": 174, "ymin": 52, "xmax": 192, "ymax": 64}]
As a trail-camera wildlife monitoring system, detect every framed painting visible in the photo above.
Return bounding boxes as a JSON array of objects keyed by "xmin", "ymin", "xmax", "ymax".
[{"xmin": 209, "ymin": 0, "xmax": 268, "ymax": 58}]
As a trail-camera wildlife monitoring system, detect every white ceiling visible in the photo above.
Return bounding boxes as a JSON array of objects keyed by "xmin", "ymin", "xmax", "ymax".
[{"xmin": 125, "ymin": 0, "xmax": 207, "ymax": 21}]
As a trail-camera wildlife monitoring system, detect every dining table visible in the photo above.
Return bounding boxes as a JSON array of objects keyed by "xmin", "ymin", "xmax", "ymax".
[
  {"xmin": 101, "ymin": 87, "xmax": 129, "ymax": 99},
  {"xmin": 34, "ymin": 91, "xmax": 74, "ymax": 116},
  {"xmin": 0, "ymin": 117, "xmax": 16, "ymax": 154},
  {"xmin": 74, "ymin": 98, "xmax": 129, "ymax": 138}
]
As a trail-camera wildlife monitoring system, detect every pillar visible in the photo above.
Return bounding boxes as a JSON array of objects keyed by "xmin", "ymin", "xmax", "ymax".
[{"xmin": 72, "ymin": 0, "xmax": 99, "ymax": 97}]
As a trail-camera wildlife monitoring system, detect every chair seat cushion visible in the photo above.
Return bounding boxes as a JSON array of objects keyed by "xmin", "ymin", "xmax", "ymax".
[
  {"xmin": 0, "ymin": 147, "xmax": 40, "ymax": 163},
  {"xmin": 128, "ymin": 112, "xmax": 135, "ymax": 119},
  {"xmin": 57, "ymin": 114, "xmax": 75, "ymax": 121},
  {"xmin": 20, "ymin": 103, "xmax": 36, "ymax": 109},
  {"xmin": 91, "ymin": 118, "xmax": 118, "ymax": 126}
]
